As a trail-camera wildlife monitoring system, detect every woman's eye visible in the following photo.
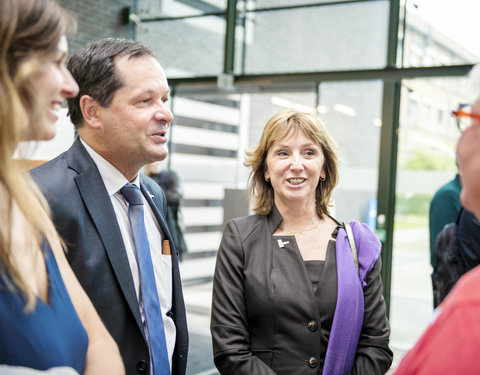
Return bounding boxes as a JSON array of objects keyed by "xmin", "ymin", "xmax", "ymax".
[
  {"xmin": 277, "ymin": 151, "xmax": 288, "ymax": 156},
  {"xmin": 54, "ymin": 54, "xmax": 66, "ymax": 66},
  {"xmin": 54, "ymin": 58, "xmax": 66, "ymax": 67}
]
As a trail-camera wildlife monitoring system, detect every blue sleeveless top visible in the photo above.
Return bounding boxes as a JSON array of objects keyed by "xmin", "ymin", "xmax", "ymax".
[{"xmin": 0, "ymin": 242, "xmax": 88, "ymax": 373}]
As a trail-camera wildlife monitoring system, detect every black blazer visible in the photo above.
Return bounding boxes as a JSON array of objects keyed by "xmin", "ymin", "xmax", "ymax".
[
  {"xmin": 31, "ymin": 138, "xmax": 188, "ymax": 375},
  {"xmin": 211, "ymin": 207, "xmax": 392, "ymax": 375}
]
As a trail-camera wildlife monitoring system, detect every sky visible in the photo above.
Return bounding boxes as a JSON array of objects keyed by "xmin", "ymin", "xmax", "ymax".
[{"xmin": 409, "ymin": 0, "xmax": 480, "ymax": 59}]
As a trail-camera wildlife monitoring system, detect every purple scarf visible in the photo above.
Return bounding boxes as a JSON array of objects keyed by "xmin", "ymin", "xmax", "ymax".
[{"xmin": 323, "ymin": 221, "xmax": 381, "ymax": 375}]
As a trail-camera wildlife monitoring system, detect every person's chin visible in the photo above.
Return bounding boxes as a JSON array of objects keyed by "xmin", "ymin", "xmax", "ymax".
[
  {"xmin": 150, "ymin": 147, "xmax": 168, "ymax": 162},
  {"xmin": 23, "ymin": 120, "xmax": 56, "ymax": 141},
  {"xmin": 38, "ymin": 123, "xmax": 57, "ymax": 141}
]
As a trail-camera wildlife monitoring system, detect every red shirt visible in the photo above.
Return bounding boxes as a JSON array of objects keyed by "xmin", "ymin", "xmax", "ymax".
[{"xmin": 394, "ymin": 266, "xmax": 480, "ymax": 374}]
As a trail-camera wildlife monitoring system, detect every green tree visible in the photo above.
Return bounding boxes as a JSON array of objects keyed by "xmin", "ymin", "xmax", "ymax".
[{"xmin": 401, "ymin": 148, "xmax": 455, "ymax": 172}]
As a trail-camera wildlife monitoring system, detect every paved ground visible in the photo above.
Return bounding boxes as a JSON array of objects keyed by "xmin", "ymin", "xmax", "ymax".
[
  {"xmin": 179, "ymin": 259, "xmax": 218, "ymax": 375},
  {"xmin": 182, "ymin": 281, "xmax": 219, "ymax": 375},
  {"xmin": 186, "ymin": 332, "xmax": 218, "ymax": 375}
]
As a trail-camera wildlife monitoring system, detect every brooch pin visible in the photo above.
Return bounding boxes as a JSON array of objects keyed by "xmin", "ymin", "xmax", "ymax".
[{"xmin": 277, "ymin": 239, "xmax": 290, "ymax": 248}]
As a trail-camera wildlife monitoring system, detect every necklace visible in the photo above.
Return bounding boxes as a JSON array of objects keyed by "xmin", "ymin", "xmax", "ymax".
[{"xmin": 281, "ymin": 222, "xmax": 321, "ymax": 236}]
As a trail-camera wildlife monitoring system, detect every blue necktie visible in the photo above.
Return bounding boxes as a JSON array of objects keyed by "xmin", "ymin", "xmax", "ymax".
[{"xmin": 121, "ymin": 183, "xmax": 170, "ymax": 375}]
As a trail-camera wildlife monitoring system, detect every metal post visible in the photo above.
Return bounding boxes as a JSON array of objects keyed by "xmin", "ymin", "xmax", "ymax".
[
  {"xmin": 167, "ymin": 86, "xmax": 175, "ymax": 171},
  {"xmin": 224, "ymin": 0, "xmax": 237, "ymax": 74},
  {"xmin": 131, "ymin": 0, "xmax": 138, "ymax": 40},
  {"xmin": 376, "ymin": 0, "xmax": 401, "ymax": 317},
  {"xmin": 377, "ymin": 81, "xmax": 401, "ymax": 317}
]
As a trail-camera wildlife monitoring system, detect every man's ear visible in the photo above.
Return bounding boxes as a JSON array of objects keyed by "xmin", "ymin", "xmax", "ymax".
[{"xmin": 79, "ymin": 95, "xmax": 102, "ymax": 129}]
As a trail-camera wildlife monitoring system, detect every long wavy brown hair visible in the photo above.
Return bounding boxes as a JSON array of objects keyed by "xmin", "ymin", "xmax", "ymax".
[
  {"xmin": 245, "ymin": 109, "xmax": 339, "ymax": 218},
  {"xmin": 0, "ymin": 0, "xmax": 75, "ymax": 309}
]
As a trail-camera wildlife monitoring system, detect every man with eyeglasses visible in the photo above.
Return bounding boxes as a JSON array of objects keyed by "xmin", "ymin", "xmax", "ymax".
[{"xmin": 394, "ymin": 64, "xmax": 480, "ymax": 374}]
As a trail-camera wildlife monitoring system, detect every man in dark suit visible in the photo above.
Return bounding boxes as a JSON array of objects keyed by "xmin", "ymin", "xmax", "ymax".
[{"xmin": 31, "ymin": 38, "xmax": 188, "ymax": 375}]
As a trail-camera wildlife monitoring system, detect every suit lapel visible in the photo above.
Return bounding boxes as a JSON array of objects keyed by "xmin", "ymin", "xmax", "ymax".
[
  {"xmin": 141, "ymin": 178, "xmax": 183, "ymax": 312},
  {"xmin": 268, "ymin": 207, "xmax": 319, "ymax": 317},
  {"xmin": 68, "ymin": 139, "xmax": 144, "ymax": 335},
  {"xmin": 140, "ymin": 178, "xmax": 174, "ymax": 249}
]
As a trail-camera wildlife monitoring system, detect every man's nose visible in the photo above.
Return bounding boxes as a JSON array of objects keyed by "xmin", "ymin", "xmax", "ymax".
[{"xmin": 154, "ymin": 103, "xmax": 174, "ymax": 125}]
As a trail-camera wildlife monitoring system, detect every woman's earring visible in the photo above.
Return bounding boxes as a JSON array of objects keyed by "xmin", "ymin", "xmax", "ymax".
[{"xmin": 265, "ymin": 177, "xmax": 270, "ymax": 182}]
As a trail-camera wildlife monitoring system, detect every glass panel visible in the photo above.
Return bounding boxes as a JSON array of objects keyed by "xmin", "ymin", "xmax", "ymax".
[
  {"xmin": 254, "ymin": 0, "xmax": 351, "ymax": 6},
  {"xmin": 170, "ymin": 93, "xmax": 242, "ymax": 375},
  {"xmin": 318, "ymin": 81, "xmax": 383, "ymax": 223},
  {"xmin": 172, "ymin": 91, "xmax": 316, "ymax": 375},
  {"xmin": 244, "ymin": 82, "xmax": 382, "ymax": 223},
  {"xmin": 391, "ymin": 76, "xmax": 468, "ymax": 365},
  {"xmin": 137, "ymin": 15, "xmax": 225, "ymax": 77},
  {"xmin": 171, "ymin": 83, "xmax": 381, "ymax": 375},
  {"xmin": 401, "ymin": 0, "xmax": 480, "ymax": 67},
  {"xmin": 138, "ymin": 0, "xmax": 226, "ymax": 18},
  {"xmin": 238, "ymin": 1, "xmax": 389, "ymax": 74},
  {"xmin": 246, "ymin": 92, "xmax": 317, "ymax": 146}
]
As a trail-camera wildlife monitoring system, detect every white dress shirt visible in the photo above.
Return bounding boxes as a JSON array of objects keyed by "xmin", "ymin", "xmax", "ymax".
[{"xmin": 80, "ymin": 139, "xmax": 175, "ymax": 372}]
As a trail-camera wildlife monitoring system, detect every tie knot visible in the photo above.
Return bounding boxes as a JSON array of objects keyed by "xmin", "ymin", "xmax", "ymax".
[{"xmin": 120, "ymin": 183, "xmax": 144, "ymax": 205}]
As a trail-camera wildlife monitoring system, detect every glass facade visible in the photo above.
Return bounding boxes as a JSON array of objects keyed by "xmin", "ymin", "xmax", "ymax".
[
  {"xmin": 391, "ymin": 76, "xmax": 469, "ymax": 359},
  {"xmin": 318, "ymin": 80, "xmax": 383, "ymax": 222},
  {"xmin": 239, "ymin": 1, "xmax": 389, "ymax": 74},
  {"xmin": 132, "ymin": 1, "xmax": 478, "ymax": 368},
  {"xmin": 255, "ymin": 0, "xmax": 350, "ymax": 6},
  {"xmin": 137, "ymin": 15, "xmax": 226, "ymax": 77},
  {"xmin": 138, "ymin": 0, "xmax": 226, "ymax": 17}
]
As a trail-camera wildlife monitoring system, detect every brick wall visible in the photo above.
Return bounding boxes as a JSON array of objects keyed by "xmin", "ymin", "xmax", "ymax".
[{"xmin": 57, "ymin": 0, "xmax": 135, "ymax": 54}]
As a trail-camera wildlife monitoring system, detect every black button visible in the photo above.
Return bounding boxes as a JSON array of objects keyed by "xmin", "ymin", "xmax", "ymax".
[
  {"xmin": 308, "ymin": 356, "xmax": 319, "ymax": 368},
  {"xmin": 137, "ymin": 360, "xmax": 148, "ymax": 373},
  {"xmin": 307, "ymin": 320, "xmax": 318, "ymax": 332}
]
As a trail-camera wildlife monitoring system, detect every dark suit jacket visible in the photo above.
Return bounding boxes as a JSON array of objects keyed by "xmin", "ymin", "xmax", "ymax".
[{"xmin": 31, "ymin": 138, "xmax": 188, "ymax": 375}]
